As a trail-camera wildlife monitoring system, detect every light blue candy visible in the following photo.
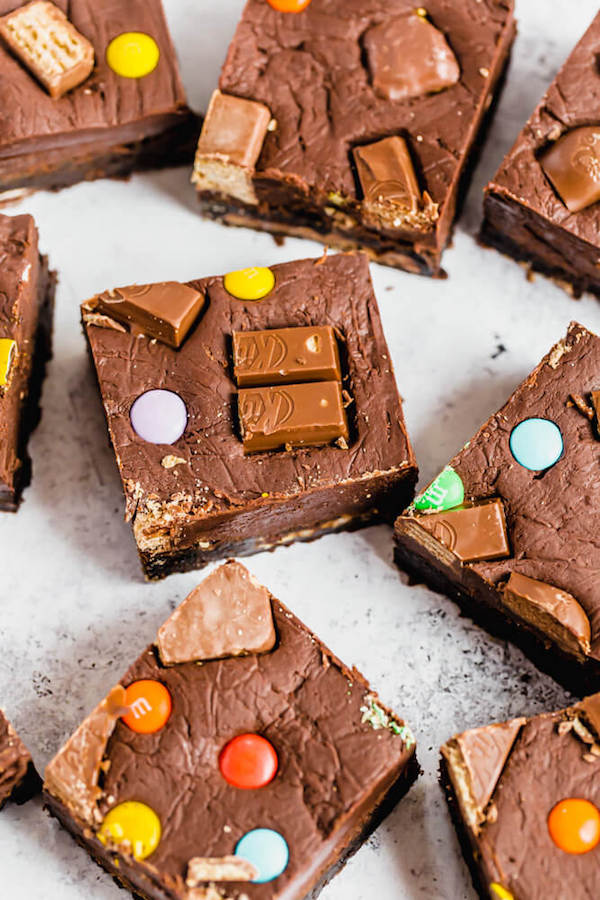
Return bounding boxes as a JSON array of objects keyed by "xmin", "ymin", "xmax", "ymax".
[
  {"xmin": 235, "ymin": 828, "xmax": 289, "ymax": 883},
  {"xmin": 509, "ymin": 418, "xmax": 563, "ymax": 471}
]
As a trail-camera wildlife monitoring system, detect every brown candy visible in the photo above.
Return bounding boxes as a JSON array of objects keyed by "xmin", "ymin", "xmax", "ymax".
[
  {"xmin": 156, "ymin": 561, "xmax": 276, "ymax": 665},
  {"xmin": 540, "ymin": 126, "xmax": 600, "ymax": 213},
  {"xmin": 238, "ymin": 381, "xmax": 348, "ymax": 454},
  {"xmin": 364, "ymin": 12, "xmax": 460, "ymax": 102},
  {"xmin": 92, "ymin": 282, "xmax": 205, "ymax": 349},
  {"xmin": 415, "ymin": 499, "xmax": 510, "ymax": 563},
  {"xmin": 353, "ymin": 136, "xmax": 438, "ymax": 231},
  {"xmin": 503, "ymin": 572, "xmax": 591, "ymax": 654},
  {"xmin": 233, "ymin": 325, "xmax": 341, "ymax": 387},
  {"xmin": 0, "ymin": 1, "xmax": 94, "ymax": 99}
]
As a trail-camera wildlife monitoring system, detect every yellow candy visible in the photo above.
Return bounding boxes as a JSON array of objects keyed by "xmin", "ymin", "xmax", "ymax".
[
  {"xmin": 98, "ymin": 801, "xmax": 161, "ymax": 860},
  {"xmin": 224, "ymin": 267, "xmax": 275, "ymax": 301},
  {"xmin": 490, "ymin": 885, "xmax": 514, "ymax": 900},
  {"xmin": 106, "ymin": 33, "xmax": 160, "ymax": 79},
  {"xmin": 0, "ymin": 339, "xmax": 16, "ymax": 386}
]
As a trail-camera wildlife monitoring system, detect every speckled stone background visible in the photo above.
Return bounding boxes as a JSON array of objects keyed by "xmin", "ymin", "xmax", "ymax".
[{"xmin": 0, "ymin": 0, "xmax": 599, "ymax": 897}]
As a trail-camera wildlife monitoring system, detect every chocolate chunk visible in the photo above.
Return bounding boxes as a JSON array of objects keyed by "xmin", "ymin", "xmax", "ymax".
[
  {"xmin": 156, "ymin": 560, "xmax": 276, "ymax": 665},
  {"xmin": 91, "ymin": 282, "xmax": 205, "ymax": 349},
  {"xmin": 186, "ymin": 857, "xmax": 258, "ymax": 886},
  {"xmin": 503, "ymin": 572, "xmax": 591, "ymax": 655},
  {"xmin": 233, "ymin": 325, "xmax": 341, "ymax": 387},
  {"xmin": 415, "ymin": 500, "xmax": 510, "ymax": 563},
  {"xmin": 364, "ymin": 12, "xmax": 460, "ymax": 102},
  {"xmin": 43, "ymin": 686, "xmax": 127, "ymax": 825},
  {"xmin": 0, "ymin": 1, "xmax": 94, "ymax": 99},
  {"xmin": 540, "ymin": 126, "xmax": 600, "ymax": 213},
  {"xmin": 353, "ymin": 136, "xmax": 438, "ymax": 231},
  {"xmin": 193, "ymin": 90, "xmax": 271, "ymax": 206},
  {"xmin": 576, "ymin": 695, "xmax": 600, "ymax": 739},
  {"xmin": 238, "ymin": 381, "xmax": 349, "ymax": 453}
]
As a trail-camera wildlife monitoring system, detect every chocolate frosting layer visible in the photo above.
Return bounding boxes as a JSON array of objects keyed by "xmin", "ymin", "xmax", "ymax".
[{"xmin": 0, "ymin": 708, "xmax": 38, "ymax": 809}]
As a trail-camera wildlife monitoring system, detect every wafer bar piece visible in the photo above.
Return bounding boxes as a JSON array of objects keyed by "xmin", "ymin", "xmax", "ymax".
[{"xmin": 233, "ymin": 325, "xmax": 341, "ymax": 387}]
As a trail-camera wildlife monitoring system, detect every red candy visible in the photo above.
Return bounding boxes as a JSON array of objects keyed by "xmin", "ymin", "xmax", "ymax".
[{"xmin": 219, "ymin": 734, "xmax": 278, "ymax": 789}]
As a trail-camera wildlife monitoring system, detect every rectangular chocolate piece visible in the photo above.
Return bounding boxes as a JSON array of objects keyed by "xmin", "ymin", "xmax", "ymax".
[
  {"xmin": 90, "ymin": 282, "xmax": 205, "ymax": 349},
  {"xmin": 0, "ymin": 213, "xmax": 55, "ymax": 512},
  {"xmin": 238, "ymin": 380, "xmax": 348, "ymax": 453},
  {"xmin": 82, "ymin": 253, "xmax": 417, "ymax": 579},
  {"xmin": 395, "ymin": 323, "xmax": 600, "ymax": 693},
  {"xmin": 0, "ymin": 1, "xmax": 95, "ymax": 99},
  {"xmin": 415, "ymin": 500, "xmax": 510, "ymax": 563},
  {"xmin": 233, "ymin": 325, "xmax": 341, "ymax": 387},
  {"xmin": 440, "ymin": 695, "xmax": 600, "ymax": 900},
  {"xmin": 0, "ymin": 0, "xmax": 198, "ymax": 196},
  {"xmin": 482, "ymin": 12, "xmax": 600, "ymax": 298},
  {"xmin": 44, "ymin": 561, "xmax": 419, "ymax": 900},
  {"xmin": 0, "ymin": 709, "xmax": 41, "ymax": 810},
  {"xmin": 194, "ymin": 1, "xmax": 516, "ymax": 275}
]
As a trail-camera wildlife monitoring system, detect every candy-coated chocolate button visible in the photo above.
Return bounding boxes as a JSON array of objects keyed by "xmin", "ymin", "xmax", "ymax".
[
  {"xmin": 414, "ymin": 467, "xmax": 464, "ymax": 511},
  {"xmin": 235, "ymin": 828, "xmax": 289, "ymax": 883},
  {"xmin": 548, "ymin": 798, "xmax": 600, "ymax": 854},
  {"xmin": 0, "ymin": 338, "xmax": 16, "ymax": 386},
  {"xmin": 219, "ymin": 734, "xmax": 278, "ymax": 789},
  {"xmin": 490, "ymin": 885, "xmax": 514, "ymax": 900},
  {"xmin": 509, "ymin": 418, "xmax": 563, "ymax": 471},
  {"xmin": 130, "ymin": 389, "xmax": 187, "ymax": 444},
  {"xmin": 106, "ymin": 32, "xmax": 160, "ymax": 78},
  {"xmin": 98, "ymin": 801, "xmax": 161, "ymax": 860},
  {"xmin": 122, "ymin": 680, "xmax": 172, "ymax": 734},
  {"xmin": 267, "ymin": 0, "xmax": 312, "ymax": 10},
  {"xmin": 224, "ymin": 267, "xmax": 275, "ymax": 301}
]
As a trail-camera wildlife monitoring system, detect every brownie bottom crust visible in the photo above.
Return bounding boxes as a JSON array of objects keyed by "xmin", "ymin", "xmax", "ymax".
[
  {"xmin": 44, "ymin": 753, "xmax": 420, "ymax": 900},
  {"xmin": 0, "ymin": 257, "xmax": 56, "ymax": 512},
  {"xmin": 481, "ymin": 190, "xmax": 600, "ymax": 299},
  {"xmin": 394, "ymin": 524, "xmax": 600, "ymax": 695}
]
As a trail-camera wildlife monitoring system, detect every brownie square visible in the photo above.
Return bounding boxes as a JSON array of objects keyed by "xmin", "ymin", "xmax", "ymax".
[
  {"xmin": 482, "ymin": 11, "xmax": 600, "ymax": 298},
  {"xmin": 0, "ymin": 0, "xmax": 199, "ymax": 196},
  {"xmin": 395, "ymin": 322, "xmax": 600, "ymax": 693},
  {"xmin": 82, "ymin": 253, "xmax": 417, "ymax": 580},
  {"xmin": 0, "ymin": 212, "xmax": 55, "ymax": 511},
  {"xmin": 44, "ymin": 560, "xmax": 418, "ymax": 900},
  {"xmin": 0, "ymin": 709, "xmax": 41, "ymax": 809},
  {"xmin": 440, "ymin": 694, "xmax": 600, "ymax": 900},
  {"xmin": 193, "ymin": 0, "xmax": 516, "ymax": 276}
]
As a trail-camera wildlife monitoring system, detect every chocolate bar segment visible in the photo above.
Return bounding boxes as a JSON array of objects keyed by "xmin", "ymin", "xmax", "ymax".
[
  {"xmin": 540, "ymin": 126, "xmax": 600, "ymax": 213},
  {"xmin": 239, "ymin": 380, "xmax": 348, "ymax": 453},
  {"xmin": 91, "ymin": 282, "xmax": 205, "ymax": 349},
  {"xmin": 0, "ymin": 1, "xmax": 94, "ymax": 99},
  {"xmin": 233, "ymin": 325, "xmax": 341, "ymax": 387},
  {"xmin": 414, "ymin": 500, "xmax": 510, "ymax": 563}
]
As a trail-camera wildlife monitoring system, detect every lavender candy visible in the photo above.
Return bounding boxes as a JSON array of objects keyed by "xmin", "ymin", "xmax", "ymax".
[{"xmin": 130, "ymin": 389, "xmax": 187, "ymax": 444}]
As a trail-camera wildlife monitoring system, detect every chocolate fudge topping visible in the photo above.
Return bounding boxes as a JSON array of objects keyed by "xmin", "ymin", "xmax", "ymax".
[
  {"xmin": 0, "ymin": 213, "xmax": 55, "ymax": 511},
  {"xmin": 482, "ymin": 11, "xmax": 600, "ymax": 297},
  {"xmin": 195, "ymin": 0, "xmax": 515, "ymax": 275},
  {"xmin": 0, "ymin": 709, "xmax": 41, "ymax": 809},
  {"xmin": 45, "ymin": 562, "xmax": 418, "ymax": 900},
  {"xmin": 441, "ymin": 698, "xmax": 600, "ymax": 900},
  {"xmin": 395, "ymin": 323, "xmax": 600, "ymax": 691},
  {"xmin": 83, "ymin": 253, "xmax": 417, "ymax": 578},
  {"xmin": 0, "ymin": 0, "xmax": 198, "ymax": 193}
]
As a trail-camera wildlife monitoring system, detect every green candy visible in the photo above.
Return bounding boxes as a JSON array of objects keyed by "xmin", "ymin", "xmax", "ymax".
[{"xmin": 414, "ymin": 467, "xmax": 464, "ymax": 512}]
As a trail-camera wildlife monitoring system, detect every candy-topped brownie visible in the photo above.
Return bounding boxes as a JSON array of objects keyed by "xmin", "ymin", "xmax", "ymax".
[
  {"xmin": 82, "ymin": 253, "xmax": 417, "ymax": 579},
  {"xmin": 441, "ymin": 694, "xmax": 600, "ymax": 900},
  {"xmin": 44, "ymin": 560, "xmax": 418, "ymax": 900},
  {"xmin": 0, "ymin": 212, "xmax": 55, "ymax": 511},
  {"xmin": 0, "ymin": 709, "xmax": 41, "ymax": 810},
  {"xmin": 395, "ymin": 322, "xmax": 600, "ymax": 693},
  {"xmin": 482, "ymin": 11, "xmax": 600, "ymax": 298},
  {"xmin": 0, "ymin": 0, "xmax": 198, "ymax": 196},
  {"xmin": 192, "ymin": 0, "xmax": 516, "ymax": 276}
]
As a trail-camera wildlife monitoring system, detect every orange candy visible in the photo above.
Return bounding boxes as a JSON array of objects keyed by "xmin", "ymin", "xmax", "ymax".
[
  {"xmin": 548, "ymin": 798, "xmax": 600, "ymax": 855},
  {"xmin": 122, "ymin": 680, "xmax": 172, "ymax": 734},
  {"xmin": 266, "ymin": 0, "xmax": 312, "ymax": 12},
  {"xmin": 219, "ymin": 734, "xmax": 278, "ymax": 789}
]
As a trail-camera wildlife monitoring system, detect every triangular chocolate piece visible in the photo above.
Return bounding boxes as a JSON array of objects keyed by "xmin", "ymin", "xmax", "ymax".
[
  {"xmin": 575, "ymin": 693, "xmax": 600, "ymax": 740},
  {"xmin": 456, "ymin": 719, "xmax": 524, "ymax": 814},
  {"xmin": 157, "ymin": 560, "xmax": 276, "ymax": 665}
]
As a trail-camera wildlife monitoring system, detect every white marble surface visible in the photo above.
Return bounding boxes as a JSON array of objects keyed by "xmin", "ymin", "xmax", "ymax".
[{"xmin": 0, "ymin": 1, "xmax": 599, "ymax": 897}]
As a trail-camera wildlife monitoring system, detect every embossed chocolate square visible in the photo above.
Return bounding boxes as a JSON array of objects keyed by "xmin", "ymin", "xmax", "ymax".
[
  {"xmin": 395, "ymin": 322, "xmax": 600, "ymax": 693},
  {"xmin": 82, "ymin": 253, "xmax": 417, "ymax": 579},
  {"xmin": 44, "ymin": 561, "xmax": 419, "ymax": 900},
  {"xmin": 194, "ymin": 0, "xmax": 516, "ymax": 276}
]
